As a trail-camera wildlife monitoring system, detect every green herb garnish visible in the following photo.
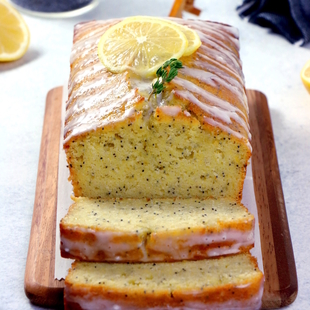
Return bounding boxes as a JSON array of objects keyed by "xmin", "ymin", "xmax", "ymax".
[{"xmin": 148, "ymin": 58, "xmax": 183, "ymax": 101}]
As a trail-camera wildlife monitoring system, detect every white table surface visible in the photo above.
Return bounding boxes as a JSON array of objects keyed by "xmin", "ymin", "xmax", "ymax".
[{"xmin": 0, "ymin": 0, "xmax": 309, "ymax": 309}]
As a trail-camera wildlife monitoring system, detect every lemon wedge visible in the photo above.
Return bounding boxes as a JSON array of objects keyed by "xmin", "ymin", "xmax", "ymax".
[
  {"xmin": 0, "ymin": 0, "xmax": 30, "ymax": 62},
  {"xmin": 301, "ymin": 59, "xmax": 310, "ymax": 94},
  {"xmin": 98, "ymin": 16, "xmax": 188, "ymax": 77}
]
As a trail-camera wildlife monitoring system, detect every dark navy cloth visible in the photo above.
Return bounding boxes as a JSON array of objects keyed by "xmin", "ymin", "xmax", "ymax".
[{"xmin": 237, "ymin": 0, "xmax": 310, "ymax": 45}]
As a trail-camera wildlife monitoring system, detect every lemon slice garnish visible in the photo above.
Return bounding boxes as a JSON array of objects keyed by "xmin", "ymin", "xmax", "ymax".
[
  {"xmin": 98, "ymin": 16, "xmax": 188, "ymax": 77},
  {"xmin": 301, "ymin": 59, "xmax": 310, "ymax": 94},
  {"xmin": 147, "ymin": 17, "xmax": 201, "ymax": 56},
  {"xmin": 173, "ymin": 22, "xmax": 201, "ymax": 56},
  {"xmin": 0, "ymin": 0, "xmax": 30, "ymax": 62}
]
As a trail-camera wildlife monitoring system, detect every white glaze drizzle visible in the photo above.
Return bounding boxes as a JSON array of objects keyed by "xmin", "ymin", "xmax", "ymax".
[
  {"xmin": 148, "ymin": 228, "xmax": 254, "ymax": 260},
  {"xmin": 201, "ymin": 26, "xmax": 240, "ymax": 50},
  {"xmin": 130, "ymin": 76, "xmax": 153, "ymax": 96},
  {"xmin": 70, "ymin": 20, "xmax": 119, "ymax": 64},
  {"xmin": 65, "ymin": 283, "xmax": 263, "ymax": 310},
  {"xmin": 61, "ymin": 227, "xmax": 143, "ymax": 260},
  {"xmin": 158, "ymin": 105, "xmax": 182, "ymax": 117},
  {"xmin": 174, "ymin": 18, "xmax": 245, "ymax": 86},
  {"xmin": 64, "ymin": 89, "xmax": 140, "ymax": 144},
  {"xmin": 171, "ymin": 18, "xmax": 240, "ymax": 49},
  {"xmin": 179, "ymin": 66, "xmax": 246, "ymax": 105},
  {"xmin": 173, "ymin": 84, "xmax": 250, "ymax": 142},
  {"xmin": 61, "ymin": 227, "xmax": 254, "ymax": 262},
  {"xmin": 66, "ymin": 72, "xmax": 128, "ymax": 113},
  {"xmin": 184, "ymin": 110, "xmax": 191, "ymax": 117},
  {"xmin": 196, "ymin": 49, "xmax": 244, "ymax": 85},
  {"xmin": 173, "ymin": 76, "xmax": 247, "ymax": 120},
  {"xmin": 203, "ymin": 116, "xmax": 252, "ymax": 151},
  {"xmin": 197, "ymin": 44, "xmax": 243, "ymax": 82},
  {"xmin": 190, "ymin": 54, "xmax": 244, "ymax": 92},
  {"xmin": 64, "ymin": 18, "xmax": 250, "ymax": 147},
  {"xmin": 69, "ymin": 62, "xmax": 104, "ymax": 95},
  {"xmin": 196, "ymin": 30, "xmax": 241, "ymax": 71}
]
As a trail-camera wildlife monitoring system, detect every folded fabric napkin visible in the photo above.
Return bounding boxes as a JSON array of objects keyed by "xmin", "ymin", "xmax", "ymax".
[{"xmin": 237, "ymin": 0, "xmax": 310, "ymax": 46}]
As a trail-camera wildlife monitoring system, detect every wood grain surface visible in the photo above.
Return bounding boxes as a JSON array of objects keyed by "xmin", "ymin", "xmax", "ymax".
[
  {"xmin": 24, "ymin": 87, "xmax": 297, "ymax": 309},
  {"xmin": 24, "ymin": 87, "xmax": 64, "ymax": 309},
  {"xmin": 247, "ymin": 90, "xmax": 298, "ymax": 308}
]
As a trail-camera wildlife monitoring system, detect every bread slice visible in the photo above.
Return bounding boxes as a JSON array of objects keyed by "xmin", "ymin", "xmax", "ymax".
[
  {"xmin": 64, "ymin": 19, "xmax": 251, "ymax": 201},
  {"xmin": 60, "ymin": 197, "xmax": 254, "ymax": 262},
  {"xmin": 64, "ymin": 253, "xmax": 264, "ymax": 309}
]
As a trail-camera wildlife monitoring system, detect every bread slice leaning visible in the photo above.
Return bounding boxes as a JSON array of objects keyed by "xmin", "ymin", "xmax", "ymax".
[
  {"xmin": 60, "ymin": 197, "xmax": 254, "ymax": 262},
  {"xmin": 64, "ymin": 252, "xmax": 264, "ymax": 310}
]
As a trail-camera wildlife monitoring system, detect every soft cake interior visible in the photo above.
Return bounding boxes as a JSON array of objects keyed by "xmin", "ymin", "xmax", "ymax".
[
  {"xmin": 61, "ymin": 197, "xmax": 253, "ymax": 232},
  {"xmin": 65, "ymin": 109, "xmax": 249, "ymax": 200},
  {"xmin": 60, "ymin": 197, "xmax": 254, "ymax": 262},
  {"xmin": 65, "ymin": 253, "xmax": 264, "ymax": 308}
]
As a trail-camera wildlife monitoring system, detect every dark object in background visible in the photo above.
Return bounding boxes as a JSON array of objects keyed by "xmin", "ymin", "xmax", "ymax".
[
  {"xmin": 237, "ymin": 0, "xmax": 310, "ymax": 46},
  {"xmin": 10, "ymin": 0, "xmax": 93, "ymax": 13}
]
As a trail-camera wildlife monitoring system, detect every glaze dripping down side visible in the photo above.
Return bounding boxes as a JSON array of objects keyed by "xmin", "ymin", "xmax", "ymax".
[{"xmin": 64, "ymin": 18, "xmax": 250, "ymax": 150}]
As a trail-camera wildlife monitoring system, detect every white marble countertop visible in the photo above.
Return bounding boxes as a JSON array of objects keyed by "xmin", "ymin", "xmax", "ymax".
[{"xmin": 0, "ymin": 0, "xmax": 309, "ymax": 309}]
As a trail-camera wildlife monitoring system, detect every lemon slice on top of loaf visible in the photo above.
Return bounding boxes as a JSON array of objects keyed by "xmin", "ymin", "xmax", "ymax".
[{"xmin": 97, "ymin": 16, "xmax": 201, "ymax": 77}]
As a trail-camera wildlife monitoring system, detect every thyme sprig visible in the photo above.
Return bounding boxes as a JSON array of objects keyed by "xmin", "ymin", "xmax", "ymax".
[{"xmin": 148, "ymin": 58, "xmax": 183, "ymax": 101}]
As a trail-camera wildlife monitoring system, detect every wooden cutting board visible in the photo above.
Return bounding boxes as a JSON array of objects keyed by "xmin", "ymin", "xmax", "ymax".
[{"xmin": 24, "ymin": 87, "xmax": 298, "ymax": 309}]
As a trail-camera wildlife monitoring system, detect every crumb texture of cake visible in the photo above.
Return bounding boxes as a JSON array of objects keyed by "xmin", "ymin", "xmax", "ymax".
[
  {"xmin": 64, "ymin": 18, "xmax": 251, "ymax": 200},
  {"xmin": 64, "ymin": 253, "xmax": 264, "ymax": 310},
  {"xmin": 60, "ymin": 197, "xmax": 254, "ymax": 262}
]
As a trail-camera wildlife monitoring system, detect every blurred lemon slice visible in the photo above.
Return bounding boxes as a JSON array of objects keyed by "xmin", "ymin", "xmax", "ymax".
[
  {"xmin": 0, "ymin": 0, "xmax": 30, "ymax": 62},
  {"xmin": 175, "ymin": 23, "xmax": 201, "ymax": 56},
  {"xmin": 163, "ymin": 19, "xmax": 201, "ymax": 56},
  {"xmin": 138, "ymin": 16, "xmax": 202, "ymax": 57},
  {"xmin": 301, "ymin": 60, "xmax": 310, "ymax": 94},
  {"xmin": 98, "ymin": 16, "xmax": 188, "ymax": 77}
]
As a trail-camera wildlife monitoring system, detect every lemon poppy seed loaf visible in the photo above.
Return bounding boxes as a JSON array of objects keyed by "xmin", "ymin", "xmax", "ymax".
[
  {"xmin": 64, "ymin": 18, "xmax": 251, "ymax": 200},
  {"xmin": 60, "ymin": 197, "xmax": 254, "ymax": 262},
  {"xmin": 64, "ymin": 253, "xmax": 264, "ymax": 310},
  {"xmin": 62, "ymin": 17, "xmax": 263, "ymax": 310}
]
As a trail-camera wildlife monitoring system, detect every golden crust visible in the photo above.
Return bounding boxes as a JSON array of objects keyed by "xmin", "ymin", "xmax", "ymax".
[
  {"xmin": 60, "ymin": 197, "xmax": 254, "ymax": 262},
  {"xmin": 64, "ymin": 254, "xmax": 264, "ymax": 309}
]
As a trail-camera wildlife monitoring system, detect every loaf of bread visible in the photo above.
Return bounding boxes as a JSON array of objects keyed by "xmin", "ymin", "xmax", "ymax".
[
  {"xmin": 60, "ymin": 197, "xmax": 254, "ymax": 262},
  {"xmin": 64, "ymin": 253, "xmax": 264, "ymax": 310},
  {"xmin": 64, "ymin": 18, "xmax": 251, "ymax": 201}
]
